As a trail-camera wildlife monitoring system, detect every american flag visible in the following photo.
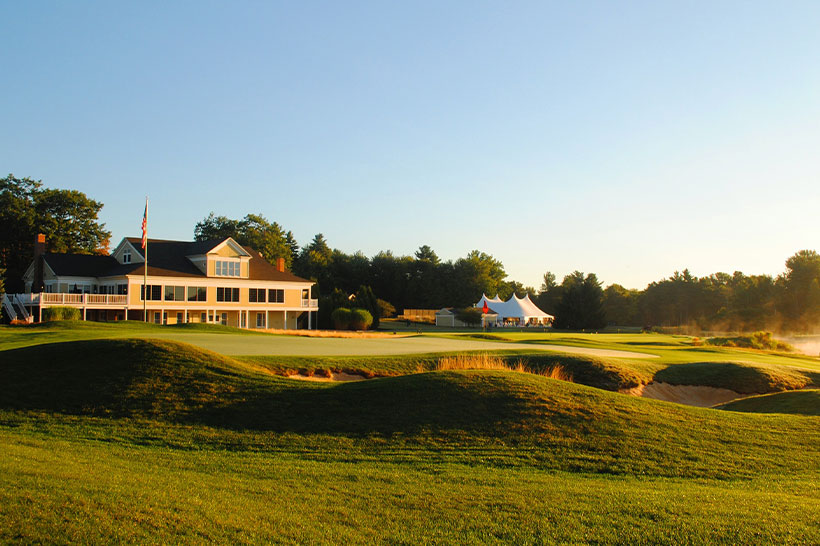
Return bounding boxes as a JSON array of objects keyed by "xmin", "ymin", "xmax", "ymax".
[{"xmin": 141, "ymin": 201, "xmax": 147, "ymax": 249}]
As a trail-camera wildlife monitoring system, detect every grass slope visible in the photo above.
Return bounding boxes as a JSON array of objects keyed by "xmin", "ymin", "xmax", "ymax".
[
  {"xmin": 720, "ymin": 390, "xmax": 820, "ymax": 416},
  {"xmin": 2, "ymin": 338, "xmax": 819, "ymax": 478},
  {"xmin": 2, "ymin": 333, "xmax": 820, "ymax": 542}
]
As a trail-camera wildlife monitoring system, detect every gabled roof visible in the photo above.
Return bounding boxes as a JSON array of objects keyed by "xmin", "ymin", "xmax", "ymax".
[
  {"xmin": 42, "ymin": 254, "xmax": 121, "ymax": 277},
  {"xmin": 38, "ymin": 238, "xmax": 311, "ymax": 283}
]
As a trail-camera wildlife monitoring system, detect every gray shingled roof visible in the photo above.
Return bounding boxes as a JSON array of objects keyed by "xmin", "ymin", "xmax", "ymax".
[{"xmin": 43, "ymin": 238, "xmax": 310, "ymax": 282}]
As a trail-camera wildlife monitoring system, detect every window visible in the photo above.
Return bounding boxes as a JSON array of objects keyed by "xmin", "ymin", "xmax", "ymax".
[
  {"xmin": 215, "ymin": 260, "xmax": 240, "ymax": 277},
  {"xmin": 249, "ymin": 288, "xmax": 266, "ymax": 303},
  {"xmin": 216, "ymin": 287, "xmax": 239, "ymax": 302},
  {"xmin": 117, "ymin": 284, "xmax": 128, "ymax": 295},
  {"xmin": 162, "ymin": 312, "xmax": 168, "ymax": 325},
  {"xmin": 268, "ymin": 289, "xmax": 284, "ymax": 303},
  {"xmin": 187, "ymin": 286, "xmax": 207, "ymax": 301},
  {"xmin": 165, "ymin": 285, "xmax": 185, "ymax": 301},
  {"xmin": 123, "ymin": 250, "xmax": 131, "ymax": 264},
  {"xmin": 220, "ymin": 313, "xmax": 227, "ymax": 325},
  {"xmin": 153, "ymin": 312, "xmax": 161, "ymax": 324},
  {"xmin": 177, "ymin": 312, "xmax": 183, "ymax": 323},
  {"xmin": 256, "ymin": 313, "xmax": 266, "ymax": 328},
  {"xmin": 141, "ymin": 285, "xmax": 162, "ymax": 301},
  {"xmin": 201, "ymin": 312, "xmax": 207, "ymax": 323}
]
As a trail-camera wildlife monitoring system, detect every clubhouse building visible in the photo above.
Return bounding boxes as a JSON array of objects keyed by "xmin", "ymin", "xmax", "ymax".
[{"xmin": 5, "ymin": 235, "xmax": 317, "ymax": 329}]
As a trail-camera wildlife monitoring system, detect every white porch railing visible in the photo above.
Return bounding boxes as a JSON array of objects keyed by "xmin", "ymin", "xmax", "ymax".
[
  {"xmin": 21, "ymin": 293, "xmax": 128, "ymax": 306},
  {"xmin": 301, "ymin": 299, "xmax": 318, "ymax": 308}
]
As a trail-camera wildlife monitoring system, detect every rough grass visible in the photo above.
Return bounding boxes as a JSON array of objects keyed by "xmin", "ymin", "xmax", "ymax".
[
  {"xmin": 2, "ymin": 334, "xmax": 820, "ymax": 542},
  {"xmin": 706, "ymin": 331, "xmax": 794, "ymax": 352},
  {"xmin": 654, "ymin": 361, "xmax": 819, "ymax": 394},
  {"xmin": 1, "ymin": 338, "xmax": 819, "ymax": 478},
  {"xmin": 719, "ymin": 389, "xmax": 820, "ymax": 416}
]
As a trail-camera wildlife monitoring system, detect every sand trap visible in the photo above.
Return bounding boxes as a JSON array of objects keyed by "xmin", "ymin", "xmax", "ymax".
[
  {"xmin": 621, "ymin": 382, "xmax": 744, "ymax": 407},
  {"xmin": 286, "ymin": 371, "xmax": 370, "ymax": 382}
]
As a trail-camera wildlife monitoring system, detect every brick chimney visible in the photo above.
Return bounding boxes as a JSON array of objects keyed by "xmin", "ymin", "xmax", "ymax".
[
  {"xmin": 276, "ymin": 257, "xmax": 285, "ymax": 272},
  {"xmin": 33, "ymin": 233, "xmax": 46, "ymax": 292}
]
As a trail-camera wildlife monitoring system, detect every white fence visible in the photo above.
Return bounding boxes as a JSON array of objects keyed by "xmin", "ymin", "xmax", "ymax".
[{"xmin": 17, "ymin": 293, "xmax": 128, "ymax": 306}]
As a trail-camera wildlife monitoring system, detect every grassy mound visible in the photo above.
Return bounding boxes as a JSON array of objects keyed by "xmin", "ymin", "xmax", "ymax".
[
  {"xmin": 653, "ymin": 361, "xmax": 819, "ymax": 394},
  {"xmin": 241, "ymin": 351, "xmax": 653, "ymax": 391},
  {"xmin": 521, "ymin": 353, "xmax": 651, "ymax": 390},
  {"xmin": 706, "ymin": 331, "xmax": 793, "ymax": 352},
  {"xmin": 719, "ymin": 390, "xmax": 820, "ymax": 416},
  {"xmin": 0, "ymin": 338, "xmax": 267, "ymax": 419},
  {"xmin": 3, "ymin": 337, "xmax": 820, "ymax": 479}
]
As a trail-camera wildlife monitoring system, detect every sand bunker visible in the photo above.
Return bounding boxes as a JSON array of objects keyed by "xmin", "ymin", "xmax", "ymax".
[
  {"xmin": 286, "ymin": 371, "xmax": 369, "ymax": 382},
  {"xmin": 621, "ymin": 382, "xmax": 744, "ymax": 407}
]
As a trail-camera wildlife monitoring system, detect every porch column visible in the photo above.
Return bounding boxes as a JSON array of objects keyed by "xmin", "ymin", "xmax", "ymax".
[
  {"xmin": 284, "ymin": 310, "xmax": 287, "ymax": 330},
  {"xmin": 308, "ymin": 311, "xmax": 312, "ymax": 330}
]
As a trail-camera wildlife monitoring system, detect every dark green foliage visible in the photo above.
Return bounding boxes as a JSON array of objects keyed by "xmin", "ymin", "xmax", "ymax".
[
  {"xmin": 706, "ymin": 331, "xmax": 794, "ymax": 352},
  {"xmin": 780, "ymin": 250, "xmax": 820, "ymax": 328},
  {"xmin": 376, "ymin": 298, "xmax": 396, "ymax": 318},
  {"xmin": 1, "ymin": 174, "xmax": 110, "ymax": 292},
  {"xmin": 350, "ymin": 308, "xmax": 373, "ymax": 330},
  {"xmin": 353, "ymin": 285, "xmax": 380, "ymax": 328},
  {"xmin": 41, "ymin": 307, "xmax": 82, "ymax": 321},
  {"xmin": 330, "ymin": 307, "xmax": 353, "ymax": 330},
  {"xmin": 318, "ymin": 288, "xmax": 350, "ymax": 329},
  {"xmin": 455, "ymin": 307, "xmax": 482, "ymax": 327},
  {"xmin": 554, "ymin": 272, "xmax": 606, "ymax": 330},
  {"xmin": 602, "ymin": 284, "xmax": 641, "ymax": 326}
]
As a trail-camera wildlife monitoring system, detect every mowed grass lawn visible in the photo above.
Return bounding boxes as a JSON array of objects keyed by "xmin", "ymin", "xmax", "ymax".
[
  {"xmin": 4, "ymin": 429, "xmax": 818, "ymax": 544},
  {"xmin": 1, "ymin": 323, "xmax": 820, "ymax": 543}
]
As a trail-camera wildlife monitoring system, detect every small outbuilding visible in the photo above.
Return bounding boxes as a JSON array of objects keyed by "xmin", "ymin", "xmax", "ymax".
[{"xmin": 435, "ymin": 307, "xmax": 498, "ymax": 328}]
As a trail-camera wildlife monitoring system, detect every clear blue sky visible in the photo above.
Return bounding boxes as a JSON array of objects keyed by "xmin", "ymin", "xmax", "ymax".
[{"xmin": 2, "ymin": 1, "xmax": 818, "ymax": 290}]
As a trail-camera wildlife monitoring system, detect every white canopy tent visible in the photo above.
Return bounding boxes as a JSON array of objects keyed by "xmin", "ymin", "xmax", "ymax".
[{"xmin": 476, "ymin": 293, "xmax": 554, "ymax": 326}]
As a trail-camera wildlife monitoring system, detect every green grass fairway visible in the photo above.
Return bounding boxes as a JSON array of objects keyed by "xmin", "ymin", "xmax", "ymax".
[{"xmin": 1, "ymin": 324, "xmax": 819, "ymax": 542}]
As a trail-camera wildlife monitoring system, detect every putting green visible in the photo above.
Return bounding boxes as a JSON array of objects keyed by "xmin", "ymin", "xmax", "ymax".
[{"xmin": 139, "ymin": 332, "xmax": 659, "ymax": 358}]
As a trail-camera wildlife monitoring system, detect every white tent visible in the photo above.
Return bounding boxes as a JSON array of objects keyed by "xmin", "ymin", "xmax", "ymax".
[{"xmin": 475, "ymin": 293, "xmax": 554, "ymax": 326}]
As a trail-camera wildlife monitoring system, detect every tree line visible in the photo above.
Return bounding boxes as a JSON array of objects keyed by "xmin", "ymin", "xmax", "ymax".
[{"xmin": 2, "ymin": 174, "xmax": 818, "ymax": 332}]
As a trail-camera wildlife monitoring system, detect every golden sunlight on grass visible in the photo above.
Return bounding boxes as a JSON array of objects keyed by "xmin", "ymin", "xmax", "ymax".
[{"xmin": 436, "ymin": 353, "xmax": 573, "ymax": 382}]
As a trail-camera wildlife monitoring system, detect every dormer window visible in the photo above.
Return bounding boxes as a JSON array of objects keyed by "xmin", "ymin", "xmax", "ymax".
[
  {"xmin": 215, "ymin": 259, "xmax": 240, "ymax": 277},
  {"xmin": 123, "ymin": 250, "xmax": 132, "ymax": 264}
]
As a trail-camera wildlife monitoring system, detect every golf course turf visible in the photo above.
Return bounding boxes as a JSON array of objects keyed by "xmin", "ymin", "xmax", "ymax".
[{"xmin": 1, "ymin": 322, "xmax": 818, "ymax": 543}]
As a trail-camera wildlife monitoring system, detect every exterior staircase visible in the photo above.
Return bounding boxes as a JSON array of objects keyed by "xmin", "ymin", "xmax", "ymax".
[
  {"xmin": 1, "ymin": 293, "xmax": 33, "ymax": 323},
  {"xmin": 1, "ymin": 293, "xmax": 17, "ymax": 322}
]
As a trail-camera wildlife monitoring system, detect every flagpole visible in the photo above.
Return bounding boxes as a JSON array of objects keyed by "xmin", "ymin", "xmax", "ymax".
[{"xmin": 143, "ymin": 196, "xmax": 148, "ymax": 323}]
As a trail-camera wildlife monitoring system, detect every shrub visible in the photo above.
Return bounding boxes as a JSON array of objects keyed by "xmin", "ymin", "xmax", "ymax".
[
  {"xmin": 706, "ymin": 331, "xmax": 793, "ymax": 352},
  {"xmin": 350, "ymin": 308, "xmax": 373, "ymax": 330},
  {"xmin": 331, "ymin": 307, "xmax": 353, "ymax": 330},
  {"xmin": 456, "ymin": 307, "xmax": 482, "ymax": 327},
  {"xmin": 42, "ymin": 306, "xmax": 82, "ymax": 321}
]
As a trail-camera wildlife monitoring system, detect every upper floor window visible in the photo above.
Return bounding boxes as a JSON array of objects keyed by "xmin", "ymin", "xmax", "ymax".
[
  {"xmin": 268, "ymin": 289, "xmax": 284, "ymax": 303},
  {"xmin": 249, "ymin": 288, "xmax": 266, "ymax": 303},
  {"xmin": 165, "ymin": 285, "xmax": 185, "ymax": 301},
  {"xmin": 123, "ymin": 250, "xmax": 132, "ymax": 264},
  {"xmin": 141, "ymin": 285, "xmax": 162, "ymax": 301},
  {"xmin": 216, "ymin": 287, "xmax": 240, "ymax": 302},
  {"xmin": 215, "ymin": 260, "xmax": 240, "ymax": 277}
]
